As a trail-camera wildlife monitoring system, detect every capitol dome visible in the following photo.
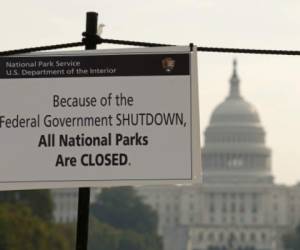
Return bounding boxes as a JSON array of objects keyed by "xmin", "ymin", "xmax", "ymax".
[
  {"xmin": 210, "ymin": 60, "xmax": 260, "ymax": 126},
  {"xmin": 210, "ymin": 97, "xmax": 260, "ymax": 126},
  {"xmin": 202, "ymin": 60, "xmax": 273, "ymax": 184}
]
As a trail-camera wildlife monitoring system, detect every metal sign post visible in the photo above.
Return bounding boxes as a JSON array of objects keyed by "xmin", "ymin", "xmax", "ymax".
[{"xmin": 75, "ymin": 12, "xmax": 99, "ymax": 250}]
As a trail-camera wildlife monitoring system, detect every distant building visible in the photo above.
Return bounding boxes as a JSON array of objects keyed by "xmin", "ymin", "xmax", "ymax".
[
  {"xmin": 52, "ymin": 188, "xmax": 99, "ymax": 223},
  {"xmin": 138, "ymin": 61, "xmax": 300, "ymax": 250},
  {"xmin": 52, "ymin": 61, "xmax": 300, "ymax": 250},
  {"xmin": 52, "ymin": 188, "xmax": 78, "ymax": 223}
]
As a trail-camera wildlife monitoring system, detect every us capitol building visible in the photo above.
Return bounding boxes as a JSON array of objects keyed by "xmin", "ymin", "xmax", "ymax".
[{"xmin": 52, "ymin": 61, "xmax": 300, "ymax": 250}]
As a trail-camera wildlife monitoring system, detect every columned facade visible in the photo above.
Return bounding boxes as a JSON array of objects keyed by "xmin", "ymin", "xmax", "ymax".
[{"xmin": 138, "ymin": 61, "xmax": 297, "ymax": 250}]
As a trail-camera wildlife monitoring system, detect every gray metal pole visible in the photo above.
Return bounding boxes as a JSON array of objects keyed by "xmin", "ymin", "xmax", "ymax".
[{"xmin": 75, "ymin": 11, "xmax": 98, "ymax": 250}]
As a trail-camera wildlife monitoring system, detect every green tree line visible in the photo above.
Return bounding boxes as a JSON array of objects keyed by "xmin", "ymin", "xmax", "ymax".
[
  {"xmin": 0, "ymin": 190, "xmax": 74, "ymax": 250},
  {"xmin": 0, "ymin": 187, "xmax": 162, "ymax": 250},
  {"xmin": 89, "ymin": 186, "xmax": 162, "ymax": 250}
]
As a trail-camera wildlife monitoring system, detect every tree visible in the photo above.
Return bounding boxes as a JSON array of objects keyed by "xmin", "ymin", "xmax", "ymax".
[
  {"xmin": 0, "ymin": 203, "xmax": 71, "ymax": 250},
  {"xmin": 117, "ymin": 230, "xmax": 145, "ymax": 250},
  {"xmin": 282, "ymin": 224, "xmax": 300, "ymax": 249},
  {"xmin": 88, "ymin": 216, "xmax": 120, "ymax": 250},
  {"xmin": 89, "ymin": 187, "xmax": 162, "ymax": 250},
  {"xmin": 0, "ymin": 189, "xmax": 53, "ymax": 221},
  {"xmin": 88, "ymin": 216, "xmax": 162, "ymax": 250},
  {"xmin": 54, "ymin": 223, "xmax": 76, "ymax": 250},
  {"xmin": 90, "ymin": 186, "xmax": 158, "ymax": 234}
]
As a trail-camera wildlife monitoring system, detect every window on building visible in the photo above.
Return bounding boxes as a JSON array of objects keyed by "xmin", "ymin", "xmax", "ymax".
[
  {"xmin": 261, "ymin": 232, "xmax": 266, "ymax": 242},
  {"xmin": 250, "ymin": 233, "xmax": 256, "ymax": 242},
  {"xmin": 210, "ymin": 203, "xmax": 215, "ymax": 213},
  {"xmin": 240, "ymin": 204, "xmax": 245, "ymax": 213},
  {"xmin": 189, "ymin": 216, "xmax": 194, "ymax": 223},
  {"xmin": 291, "ymin": 206, "xmax": 295, "ymax": 212},
  {"xmin": 240, "ymin": 216, "xmax": 244, "ymax": 224},
  {"xmin": 222, "ymin": 203, "xmax": 227, "ymax": 213},
  {"xmin": 240, "ymin": 232, "xmax": 245, "ymax": 241},
  {"xmin": 208, "ymin": 232, "xmax": 215, "ymax": 242},
  {"xmin": 166, "ymin": 217, "xmax": 170, "ymax": 223},
  {"xmin": 228, "ymin": 232, "xmax": 235, "ymax": 242},
  {"xmin": 252, "ymin": 204, "xmax": 257, "ymax": 213},
  {"xmin": 175, "ymin": 217, "xmax": 179, "ymax": 224},
  {"xmin": 231, "ymin": 202, "xmax": 236, "ymax": 212},
  {"xmin": 198, "ymin": 233, "xmax": 203, "ymax": 241},
  {"xmin": 219, "ymin": 232, "xmax": 224, "ymax": 241},
  {"xmin": 222, "ymin": 216, "xmax": 227, "ymax": 223},
  {"xmin": 231, "ymin": 216, "xmax": 236, "ymax": 224},
  {"xmin": 174, "ymin": 204, "xmax": 178, "ymax": 211},
  {"xmin": 166, "ymin": 204, "xmax": 170, "ymax": 211},
  {"xmin": 190, "ymin": 203, "xmax": 194, "ymax": 210}
]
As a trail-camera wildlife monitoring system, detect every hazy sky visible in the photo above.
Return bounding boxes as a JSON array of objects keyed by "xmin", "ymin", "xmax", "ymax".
[{"xmin": 1, "ymin": 0, "xmax": 300, "ymax": 185}]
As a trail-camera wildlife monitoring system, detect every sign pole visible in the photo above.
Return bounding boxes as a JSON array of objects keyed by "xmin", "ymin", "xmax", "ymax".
[{"xmin": 75, "ymin": 12, "xmax": 99, "ymax": 250}]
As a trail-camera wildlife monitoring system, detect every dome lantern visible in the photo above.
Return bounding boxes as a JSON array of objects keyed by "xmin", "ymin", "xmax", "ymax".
[{"xmin": 228, "ymin": 59, "xmax": 241, "ymax": 99}]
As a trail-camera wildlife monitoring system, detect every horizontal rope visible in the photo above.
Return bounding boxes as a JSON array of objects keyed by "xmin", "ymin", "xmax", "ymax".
[
  {"xmin": 197, "ymin": 46, "xmax": 300, "ymax": 55},
  {"xmin": 100, "ymin": 38, "xmax": 174, "ymax": 47},
  {"xmin": 0, "ymin": 42, "xmax": 84, "ymax": 56},
  {"xmin": 1, "ymin": 37, "xmax": 300, "ymax": 56},
  {"xmin": 101, "ymin": 38, "xmax": 300, "ymax": 56}
]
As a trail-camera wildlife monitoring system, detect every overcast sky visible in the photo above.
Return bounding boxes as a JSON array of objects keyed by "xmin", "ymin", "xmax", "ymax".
[{"xmin": 1, "ymin": 0, "xmax": 300, "ymax": 185}]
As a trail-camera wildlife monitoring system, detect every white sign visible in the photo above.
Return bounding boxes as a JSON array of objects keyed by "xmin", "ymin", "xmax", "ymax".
[{"xmin": 0, "ymin": 46, "xmax": 201, "ymax": 190}]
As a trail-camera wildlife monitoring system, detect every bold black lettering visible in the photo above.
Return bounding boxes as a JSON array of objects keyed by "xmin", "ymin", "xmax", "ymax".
[{"xmin": 53, "ymin": 95, "xmax": 59, "ymax": 107}]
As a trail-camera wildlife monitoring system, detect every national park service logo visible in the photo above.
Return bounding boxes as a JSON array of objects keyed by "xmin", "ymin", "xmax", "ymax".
[{"xmin": 162, "ymin": 57, "xmax": 175, "ymax": 73}]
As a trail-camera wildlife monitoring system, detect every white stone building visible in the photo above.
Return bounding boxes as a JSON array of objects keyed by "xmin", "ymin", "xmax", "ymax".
[
  {"xmin": 52, "ymin": 61, "xmax": 300, "ymax": 250},
  {"xmin": 52, "ymin": 188, "xmax": 99, "ymax": 223},
  {"xmin": 138, "ymin": 61, "xmax": 300, "ymax": 250}
]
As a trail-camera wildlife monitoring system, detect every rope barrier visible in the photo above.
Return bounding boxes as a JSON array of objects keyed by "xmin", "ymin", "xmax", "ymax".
[
  {"xmin": 0, "ymin": 42, "xmax": 84, "ymax": 56},
  {"xmin": 1, "ymin": 37, "xmax": 300, "ymax": 56},
  {"xmin": 196, "ymin": 46, "xmax": 300, "ymax": 55}
]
